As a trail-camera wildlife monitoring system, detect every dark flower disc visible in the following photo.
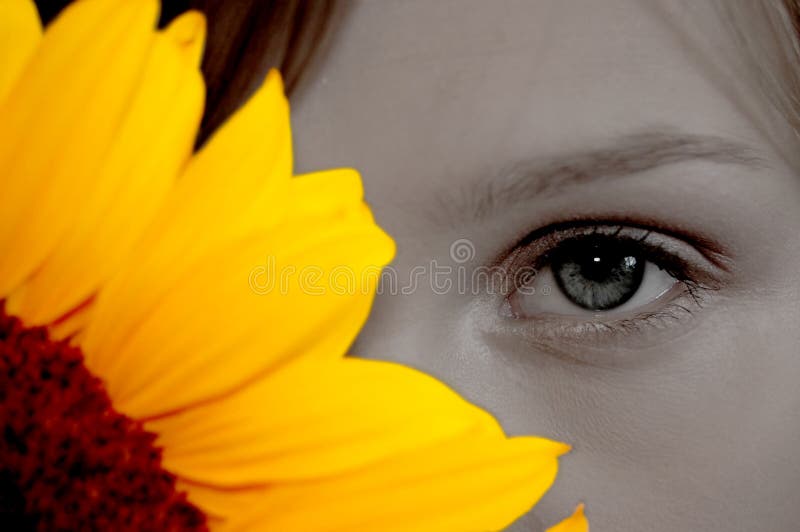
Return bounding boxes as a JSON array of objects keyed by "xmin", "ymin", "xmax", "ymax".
[{"xmin": 0, "ymin": 303, "xmax": 207, "ymax": 531}]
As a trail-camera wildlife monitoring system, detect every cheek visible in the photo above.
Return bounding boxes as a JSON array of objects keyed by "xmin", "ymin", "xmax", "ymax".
[{"xmin": 504, "ymin": 301, "xmax": 800, "ymax": 529}]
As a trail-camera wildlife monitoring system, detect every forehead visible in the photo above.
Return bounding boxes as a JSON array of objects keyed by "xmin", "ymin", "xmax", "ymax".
[{"xmin": 292, "ymin": 0, "xmax": 775, "ymax": 205}]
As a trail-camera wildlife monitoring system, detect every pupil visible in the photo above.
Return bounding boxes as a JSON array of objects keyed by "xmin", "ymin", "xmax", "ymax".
[{"xmin": 552, "ymin": 236, "xmax": 645, "ymax": 311}]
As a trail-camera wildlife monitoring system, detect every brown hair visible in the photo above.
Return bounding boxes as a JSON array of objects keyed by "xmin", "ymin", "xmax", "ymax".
[{"xmin": 35, "ymin": 0, "xmax": 340, "ymax": 144}]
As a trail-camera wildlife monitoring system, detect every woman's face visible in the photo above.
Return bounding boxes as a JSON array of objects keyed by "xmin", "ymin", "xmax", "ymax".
[{"xmin": 292, "ymin": 1, "xmax": 800, "ymax": 530}]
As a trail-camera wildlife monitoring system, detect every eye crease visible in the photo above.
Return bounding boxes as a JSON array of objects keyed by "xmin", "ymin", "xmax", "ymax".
[{"xmin": 499, "ymin": 222, "xmax": 725, "ymax": 338}]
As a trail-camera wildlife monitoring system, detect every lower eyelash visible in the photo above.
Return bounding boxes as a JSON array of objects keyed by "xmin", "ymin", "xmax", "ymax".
[
  {"xmin": 571, "ymin": 280, "xmax": 712, "ymax": 334},
  {"xmin": 505, "ymin": 279, "xmax": 713, "ymax": 346},
  {"xmin": 585, "ymin": 292, "xmax": 702, "ymax": 337},
  {"xmin": 474, "ymin": 277, "xmax": 723, "ymax": 368}
]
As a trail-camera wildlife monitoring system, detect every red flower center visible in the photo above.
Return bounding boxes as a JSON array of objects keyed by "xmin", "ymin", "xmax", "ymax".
[{"xmin": 0, "ymin": 303, "xmax": 207, "ymax": 531}]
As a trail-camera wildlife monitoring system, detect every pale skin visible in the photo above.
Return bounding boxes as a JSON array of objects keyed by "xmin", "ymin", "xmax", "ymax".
[{"xmin": 292, "ymin": 1, "xmax": 800, "ymax": 530}]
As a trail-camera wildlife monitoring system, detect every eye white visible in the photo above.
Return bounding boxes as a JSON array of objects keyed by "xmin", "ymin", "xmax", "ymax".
[{"xmin": 510, "ymin": 261, "xmax": 677, "ymax": 318}]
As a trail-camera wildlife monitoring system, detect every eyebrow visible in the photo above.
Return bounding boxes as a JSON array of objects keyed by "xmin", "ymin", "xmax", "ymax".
[{"xmin": 433, "ymin": 130, "xmax": 767, "ymax": 224}]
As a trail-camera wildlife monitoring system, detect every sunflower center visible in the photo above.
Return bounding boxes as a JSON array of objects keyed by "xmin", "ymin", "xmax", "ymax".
[{"xmin": 0, "ymin": 303, "xmax": 207, "ymax": 531}]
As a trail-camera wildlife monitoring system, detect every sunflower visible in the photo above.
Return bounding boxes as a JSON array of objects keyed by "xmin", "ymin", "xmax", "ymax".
[{"xmin": 0, "ymin": 0, "xmax": 587, "ymax": 530}]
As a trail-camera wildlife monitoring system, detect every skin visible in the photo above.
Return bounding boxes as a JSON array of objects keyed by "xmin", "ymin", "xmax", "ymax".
[{"xmin": 291, "ymin": 1, "xmax": 800, "ymax": 530}]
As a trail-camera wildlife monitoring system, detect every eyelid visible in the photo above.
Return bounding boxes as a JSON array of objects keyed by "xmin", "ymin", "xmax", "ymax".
[
  {"xmin": 493, "ymin": 216, "xmax": 733, "ymax": 274},
  {"xmin": 500, "ymin": 223, "xmax": 726, "ymax": 294}
]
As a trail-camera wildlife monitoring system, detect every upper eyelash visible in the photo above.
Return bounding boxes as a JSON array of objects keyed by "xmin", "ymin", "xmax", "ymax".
[
  {"xmin": 505, "ymin": 224, "xmax": 699, "ymax": 287},
  {"xmin": 494, "ymin": 217, "xmax": 733, "ymax": 273}
]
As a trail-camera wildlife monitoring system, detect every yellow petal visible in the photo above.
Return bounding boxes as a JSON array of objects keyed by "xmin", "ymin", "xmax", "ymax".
[
  {"xmin": 288, "ymin": 168, "xmax": 365, "ymax": 220},
  {"xmin": 164, "ymin": 9, "xmax": 206, "ymax": 67},
  {"xmin": 150, "ymin": 69, "xmax": 294, "ymax": 248},
  {"xmin": 0, "ymin": 0, "xmax": 41, "ymax": 103},
  {"xmin": 148, "ymin": 358, "xmax": 499, "ymax": 487},
  {"xmin": 134, "ymin": 68, "xmax": 293, "ymax": 275},
  {"xmin": 47, "ymin": 304, "xmax": 91, "ymax": 342},
  {"xmin": 84, "ymin": 215, "xmax": 394, "ymax": 418},
  {"xmin": 0, "ymin": 0, "xmax": 159, "ymax": 299},
  {"xmin": 546, "ymin": 504, "xmax": 589, "ymax": 532},
  {"xmin": 83, "ymin": 69, "xmax": 293, "ymax": 361},
  {"xmin": 6, "ymin": 21, "xmax": 205, "ymax": 326},
  {"xmin": 218, "ymin": 432, "xmax": 569, "ymax": 532}
]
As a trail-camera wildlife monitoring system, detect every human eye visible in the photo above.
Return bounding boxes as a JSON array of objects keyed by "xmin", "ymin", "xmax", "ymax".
[{"xmin": 495, "ymin": 220, "xmax": 731, "ymax": 347}]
